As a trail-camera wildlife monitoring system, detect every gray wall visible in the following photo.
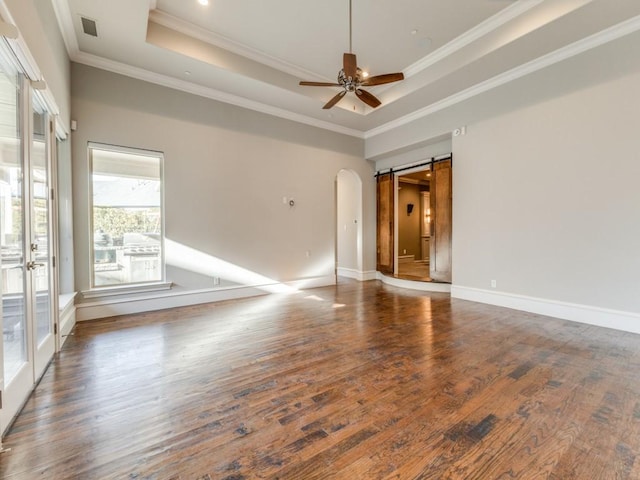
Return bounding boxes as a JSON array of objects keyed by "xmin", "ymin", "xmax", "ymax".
[
  {"xmin": 369, "ymin": 29, "xmax": 640, "ymax": 319},
  {"xmin": 367, "ymin": 30, "xmax": 640, "ymax": 162},
  {"xmin": 453, "ymin": 65, "xmax": 640, "ymax": 313},
  {"xmin": 71, "ymin": 63, "xmax": 373, "ymax": 299}
]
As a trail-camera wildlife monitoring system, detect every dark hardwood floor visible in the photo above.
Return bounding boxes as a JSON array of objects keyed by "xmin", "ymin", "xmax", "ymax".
[{"xmin": 2, "ymin": 279, "xmax": 639, "ymax": 479}]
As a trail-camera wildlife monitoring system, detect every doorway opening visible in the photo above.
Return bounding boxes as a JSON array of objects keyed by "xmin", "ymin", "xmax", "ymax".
[
  {"xmin": 335, "ymin": 169, "xmax": 363, "ymax": 281},
  {"xmin": 376, "ymin": 156, "xmax": 452, "ymax": 284},
  {"xmin": 397, "ymin": 168, "xmax": 432, "ymax": 281}
]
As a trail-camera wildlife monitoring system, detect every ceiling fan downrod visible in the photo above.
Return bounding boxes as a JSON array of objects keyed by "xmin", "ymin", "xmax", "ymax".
[
  {"xmin": 298, "ymin": 0, "xmax": 404, "ymax": 110},
  {"xmin": 349, "ymin": 0, "xmax": 352, "ymax": 54}
]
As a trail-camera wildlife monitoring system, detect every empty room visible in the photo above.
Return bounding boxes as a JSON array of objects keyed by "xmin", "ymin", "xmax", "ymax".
[{"xmin": 0, "ymin": 0, "xmax": 639, "ymax": 478}]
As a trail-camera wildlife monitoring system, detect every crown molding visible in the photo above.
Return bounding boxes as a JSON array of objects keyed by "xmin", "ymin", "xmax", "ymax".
[
  {"xmin": 49, "ymin": 1, "xmax": 640, "ymax": 142},
  {"xmin": 51, "ymin": 0, "xmax": 80, "ymax": 57},
  {"xmin": 403, "ymin": 0, "xmax": 544, "ymax": 78},
  {"xmin": 72, "ymin": 51, "xmax": 365, "ymax": 139},
  {"xmin": 149, "ymin": 9, "xmax": 331, "ymax": 83},
  {"xmin": 365, "ymin": 14, "xmax": 640, "ymax": 139}
]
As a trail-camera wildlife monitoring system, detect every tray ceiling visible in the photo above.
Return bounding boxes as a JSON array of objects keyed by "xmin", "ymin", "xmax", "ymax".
[{"xmin": 53, "ymin": 0, "xmax": 640, "ymax": 137}]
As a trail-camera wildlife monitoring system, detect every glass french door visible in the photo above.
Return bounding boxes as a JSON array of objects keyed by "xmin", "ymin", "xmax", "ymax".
[
  {"xmin": 0, "ymin": 63, "xmax": 56, "ymax": 434},
  {"xmin": 30, "ymin": 96, "xmax": 55, "ymax": 379}
]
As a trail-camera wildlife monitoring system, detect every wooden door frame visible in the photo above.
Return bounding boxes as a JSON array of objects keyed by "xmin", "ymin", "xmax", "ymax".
[
  {"xmin": 392, "ymin": 165, "xmax": 430, "ymax": 276},
  {"xmin": 429, "ymin": 158, "xmax": 452, "ymax": 283}
]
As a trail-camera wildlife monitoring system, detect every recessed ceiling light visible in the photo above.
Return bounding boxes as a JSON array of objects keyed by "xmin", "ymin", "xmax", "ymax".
[
  {"xmin": 184, "ymin": 71, "xmax": 191, "ymax": 76},
  {"xmin": 198, "ymin": 0, "xmax": 209, "ymax": 5},
  {"xmin": 411, "ymin": 29, "xmax": 418, "ymax": 35}
]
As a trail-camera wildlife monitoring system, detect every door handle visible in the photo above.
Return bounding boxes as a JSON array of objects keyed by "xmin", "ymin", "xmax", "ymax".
[{"xmin": 26, "ymin": 261, "xmax": 45, "ymax": 271}]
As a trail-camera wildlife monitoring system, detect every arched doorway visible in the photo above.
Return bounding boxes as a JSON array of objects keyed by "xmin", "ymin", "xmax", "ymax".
[{"xmin": 336, "ymin": 169, "xmax": 363, "ymax": 280}]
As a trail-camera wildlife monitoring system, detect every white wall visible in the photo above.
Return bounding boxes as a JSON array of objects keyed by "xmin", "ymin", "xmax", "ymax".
[
  {"xmin": 453, "ymin": 66, "xmax": 640, "ymax": 316},
  {"xmin": 336, "ymin": 169, "xmax": 363, "ymax": 276},
  {"xmin": 71, "ymin": 63, "xmax": 374, "ymax": 315}
]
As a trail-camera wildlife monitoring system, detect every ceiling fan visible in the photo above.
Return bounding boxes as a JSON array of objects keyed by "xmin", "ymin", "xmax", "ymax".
[{"xmin": 299, "ymin": 0, "xmax": 404, "ymax": 110}]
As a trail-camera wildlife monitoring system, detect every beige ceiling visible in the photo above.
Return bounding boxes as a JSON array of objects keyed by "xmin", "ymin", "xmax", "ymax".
[{"xmin": 53, "ymin": 0, "xmax": 640, "ymax": 137}]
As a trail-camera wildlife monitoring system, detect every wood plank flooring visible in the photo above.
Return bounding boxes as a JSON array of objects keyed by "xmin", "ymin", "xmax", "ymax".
[
  {"xmin": 1, "ymin": 279, "xmax": 640, "ymax": 479},
  {"xmin": 396, "ymin": 261, "xmax": 431, "ymax": 282}
]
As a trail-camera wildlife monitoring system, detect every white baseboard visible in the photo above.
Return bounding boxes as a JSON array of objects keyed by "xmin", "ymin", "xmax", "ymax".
[
  {"xmin": 76, "ymin": 275, "xmax": 336, "ymax": 321},
  {"xmin": 451, "ymin": 285, "xmax": 640, "ymax": 335},
  {"xmin": 398, "ymin": 255, "xmax": 415, "ymax": 264},
  {"xmin": 59, "ymin": 293, "xmax": 77, "ymax": 348},
  {"xmin": 377, "ymin": 272, "xmax": 451, "ymax": 293},
  {"xmin": 337, "ymin": 268, "xmax": 378, "ymax": 281}
]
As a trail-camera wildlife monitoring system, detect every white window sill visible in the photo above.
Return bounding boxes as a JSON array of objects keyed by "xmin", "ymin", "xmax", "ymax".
[
  {"xmin": 59, "ymin": 292, "xmax": 78, "ymax": 311},
  {"xmin": 82, "ymin": 282, "xmax": 173, "ymax": 299}
]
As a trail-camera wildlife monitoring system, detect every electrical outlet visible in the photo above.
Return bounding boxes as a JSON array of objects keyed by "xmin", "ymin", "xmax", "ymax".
[
  {"xmin": 213, "ymin": 277, "xmax": 220, "ymax": 286},
  {"xmin": 490, "ymin": 279, "xmax": 497, "ymax": 289}
]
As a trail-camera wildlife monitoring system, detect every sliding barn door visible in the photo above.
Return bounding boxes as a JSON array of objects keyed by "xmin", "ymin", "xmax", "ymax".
[
  {"xmin": 430, "ymin": 159, "xmax": 452, "ymax": 282},
  {"xmin": 376, "ymin": 173, "xmax": 394, "ymax": 274}
]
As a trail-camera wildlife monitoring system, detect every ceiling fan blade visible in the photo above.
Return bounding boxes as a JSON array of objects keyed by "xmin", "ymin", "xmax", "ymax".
[
  {"xmin": 300, "ymin": 81, "xmax": 342, "ymax": 87},
  {"xmin": 361, "ymin": 72, "xmax": 404, "ymax": 86},
  {"xmin": 356, "ymin": 89, "xmax": 381, "ymax": 108},
  {"xmin": 343, "ymin": 53, "xmax": 357, "ymax": 79},
  {"xmin": 323, "ymin": 90, "xmax": 347, "ymax": 109}
]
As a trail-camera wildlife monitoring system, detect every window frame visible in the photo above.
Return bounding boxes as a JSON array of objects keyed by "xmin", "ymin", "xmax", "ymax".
[{"xmin": 87, "ymin": 142, "xmax": 166, "ymax": 291}]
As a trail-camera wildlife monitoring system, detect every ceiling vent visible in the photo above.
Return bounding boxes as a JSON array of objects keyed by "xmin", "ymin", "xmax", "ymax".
[{"xmin": 81, "ymin": 17, "xmax": 98, "ymax": 37}]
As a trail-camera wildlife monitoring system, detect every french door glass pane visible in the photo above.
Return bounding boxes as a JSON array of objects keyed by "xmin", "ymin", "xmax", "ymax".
[
  {"xmin": 32, "ymin": 107, "xmax": 50, "ymax": 345},
  {"xmin": 0, "ymin": 64, "xmax": 26, "ymax": 383}
]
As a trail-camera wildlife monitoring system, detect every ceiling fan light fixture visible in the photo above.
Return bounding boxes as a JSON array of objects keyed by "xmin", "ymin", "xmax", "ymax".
[{"xmin": 298, "ymin": 0, "xmax": 404, "ymax": 110}]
